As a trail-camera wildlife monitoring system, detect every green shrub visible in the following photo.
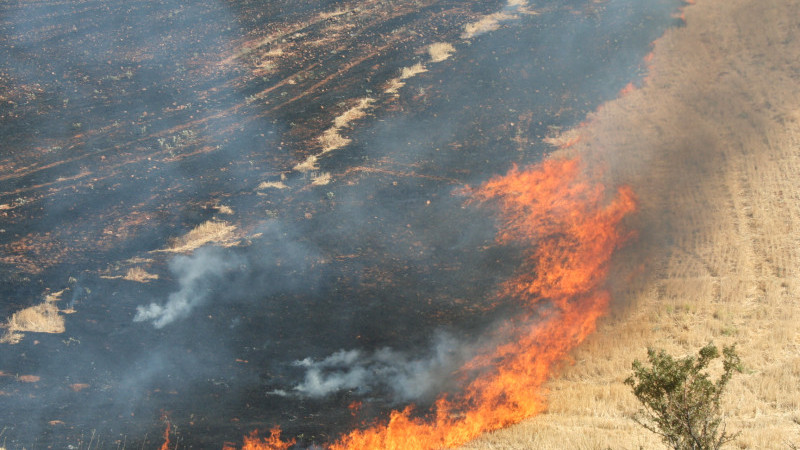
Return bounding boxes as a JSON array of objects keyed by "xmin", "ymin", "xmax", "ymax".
[{"xmin": 625, "ymin": 343, "xmax": 742, "ymax": 450}]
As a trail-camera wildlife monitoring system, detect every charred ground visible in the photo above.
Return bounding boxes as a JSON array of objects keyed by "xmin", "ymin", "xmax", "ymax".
[{"xmin": 1, "ymin": 0, "xmax": 683, "ymax": 448}]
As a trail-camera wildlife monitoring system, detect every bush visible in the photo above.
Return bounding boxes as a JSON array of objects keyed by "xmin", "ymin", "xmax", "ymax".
[{"xmin": 625, "ymin": 343, "xmax": 742, "ymax": 450}]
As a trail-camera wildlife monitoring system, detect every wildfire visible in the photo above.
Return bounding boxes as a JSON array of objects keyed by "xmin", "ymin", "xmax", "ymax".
[
  {"xmin": 238, "ymin": 157, "xmax": 636, "ymax": 449},
  {"xmin": 226, "ymin": 427, "xmax": 296, "ymax": 450},
  {"xmin": 619, "ymin": 82, "xmax": 636, "ymax": 96},
  {"xmin": 159, "ymin": 417, "xmax": 171, "ymax": 450}
]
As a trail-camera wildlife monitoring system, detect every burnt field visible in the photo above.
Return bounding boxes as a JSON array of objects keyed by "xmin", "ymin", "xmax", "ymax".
[{"xmin": 1, "ymin": 0, "xmax": 683, "ymax": 448}]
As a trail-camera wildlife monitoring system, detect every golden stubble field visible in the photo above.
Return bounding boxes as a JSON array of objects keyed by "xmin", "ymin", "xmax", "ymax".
[{"xmin": 465, "ymin": 0, "xmax": 800, "ymax": 448}]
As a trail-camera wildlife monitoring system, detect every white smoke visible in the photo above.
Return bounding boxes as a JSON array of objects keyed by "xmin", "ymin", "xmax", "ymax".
[
  {"xmin": 134, "ymin": 246, "xmax": 242, "ymax": 328},
  {"xmin": 282, "ymin": 333, "xmax": 474, "ymax": 402}
]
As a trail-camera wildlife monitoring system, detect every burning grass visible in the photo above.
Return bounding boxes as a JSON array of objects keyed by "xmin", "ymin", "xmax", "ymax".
[
  {"xmin": 240, "ymin": 157, "xmax": 636, "ymax": 449},
  {"xmin": 465, "ymin": 0, "xmax": 800, "ymax": 447},
  {"xmin": 225, "ymin": 428, "xmax": 295, "ymax": 450}
]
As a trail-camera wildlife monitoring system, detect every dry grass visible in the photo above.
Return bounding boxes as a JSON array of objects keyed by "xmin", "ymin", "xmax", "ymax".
[
  {"xmin": 464, "ymin": 0, "xmax": 800, "ymax": 448},
  {"xmin": 257, "ymin": 180, "xmax": 288, "ymax": 190},
  {"xmin": 385, "ymin": 63, "xmax": 429, "ymax": 94},
  {"xmin": 311, "ymin": 172, "xmax": 332, "ymax": 186},
  {"xmin": 461, "ymin": 12, "xmax": 517, "ymax": 39},
  {"xmin": 461, "ymin": 0, "xmax": 537, "ymax": 39},
  {"xmin": 542, "ymin": 127, "xmax": 583, "ymax": 149},
  {"xmin": 100, "ymin": 265, "xmax": 158, "ymax": 282},
  {"xmin": 313, "ymin": 97, "xmax": 375, "ymax": 153},
  {"xmin": 398, "ymin": 63, "xmax": 428, "ymax": 80},
  {"xmin": 332, "ymin": 97, "xmax": 374, "ymax": 130},
  {"xmin": 384, "ymin": 78, "xmax": 406, "ymax": 95},
  {"xmin": 159, "ymin": 220, "xmax": 238, "ymax": 253},
  {"xmin": 318, "ymin": 127, "xmax": 352, "ymax": 153},
  {"xmin": 215, "ymin": 204, "xmax": 234, "ymax": 215},
  {"xmin": 428, "ymin": 42, "xmax": 455, "ymax": 63},
  {"xmin": 1, "ymin": 295, "xmax": 65, "ymax": 345},
  {"xmin": 293, "ymin": 155, "xmax": 319, "ymax": 173},
  {"xmin": 123, "ymin": 267, "xmax": 159, "ymax": 283}
]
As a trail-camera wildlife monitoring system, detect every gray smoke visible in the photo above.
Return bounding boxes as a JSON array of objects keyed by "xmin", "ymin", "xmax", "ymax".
[
  {"xmin": 279, "ymin": 332, "xmax": 476, "ymax": 402},
  {"xmin": 134, "ymin": 246, "xmax": 242, "ymax": 328}
]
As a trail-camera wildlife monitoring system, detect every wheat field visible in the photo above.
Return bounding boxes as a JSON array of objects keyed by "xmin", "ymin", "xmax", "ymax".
[{"xmin": 464, "ymin": 0, "xmax": 800, "ymax": 448}]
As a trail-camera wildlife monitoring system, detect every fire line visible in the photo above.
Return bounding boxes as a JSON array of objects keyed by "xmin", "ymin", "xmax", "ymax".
[{"xmin": 237, "ymin": 157, "xmax": 637, "ymax": 449}]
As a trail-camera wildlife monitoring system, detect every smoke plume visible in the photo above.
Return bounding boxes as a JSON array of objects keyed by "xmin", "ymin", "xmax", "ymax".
[
  {"xmin": 280, "ymin": 332, "xmax": 475, "ymax": 403},
  {"xmin": 134, "ymin": 246, "xmax": 242, "ymax": 328}
]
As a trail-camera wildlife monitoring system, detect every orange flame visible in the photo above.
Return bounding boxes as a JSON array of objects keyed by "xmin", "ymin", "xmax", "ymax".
[
  {"xmin": 237, "ymin": 157, "xmax": 636, "ymax": 449},
  {"xmin": 473, "ymin": 158, "xmax": 636, "ymax": 309},
  {"xmin": 349, "ymin": 401, "xmax": 363, "ymax": 416},
  {"xmin": 159, "ymin": 418, "xmax": 171, "ymax": 450},
  {"xmin": 232, "ymin": 427, "xmax": 296, "ymax": 450},
  {"xmin": 619, "ymin": 82, "xmax": 636, "ymax": 96}
]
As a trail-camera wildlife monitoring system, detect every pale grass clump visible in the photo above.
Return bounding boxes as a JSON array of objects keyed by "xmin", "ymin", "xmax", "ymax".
[
  {"xmin": 1, "ymin": 300, "xmax": 65, "ymax": 344},
  {"xmin": 215, "ymin": 204, "xmax": 234, "ymax": 215},
  {"xmin": 461, "ymin": 12, "xmax": 516, "ymax": 39},
  {"xmin": 428, "ymin": 42, "xmax": 455, "ymax": 63},
  {"xmin": 398, "ymin": 63, "xmax": 427, "ymax": 80},
  {"xmin": 318, "ymin": 97, "xmax": 374, "ymax": 152},
  {"xmin": 331, "ymin": 97, "xmax": 374, "ymax": 130},
  {"xmin": 383, "ymin": 78, "xmax": 406, "ymax": 95},
  {"xmin": 318, "ymin": 127, "xmax": 351, "ymax": 153},
  {"xmin": 123, "ymin": 267, "xmax": 159, "ymax": 283},
  {"xmin": 293, "ymin": 155, "xmax": 319, "ymax": 173},
  {"xmin": 311, "ymin": 172, "xmax": 332, "ymax": 186},
  {"xmin": 257, "ymin": 180, "xmax": 288, "ymax": 190},
  {"xmin": 160, "ymin": 220, "xmax": 238, "ymax": 253},
  {"xmin": 385, "ymin": 63, "xmax": 428, "ymax": 94}
]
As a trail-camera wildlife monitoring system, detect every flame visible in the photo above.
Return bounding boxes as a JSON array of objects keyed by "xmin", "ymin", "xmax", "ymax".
[
  {"xmin": 159, "ymin": 418, "xmax": 171, "ymax": 450},
  {"xmin": 228, "ymin": 427, "xmax": 296, "ymax": 450},
  {"xmin": 349, "ymin": 401, "xmax": 363, "ymax": 416},
  {"xmin": 237, "ymin": 157, "xmax": 636, "ymax": 449},
  {"xmin": 619, "ymin": 82, "xmax": 636, "ymax": 96},
  {"xmin": 473, "ymin": 158, "xmax": 636, "ymax": 309}
]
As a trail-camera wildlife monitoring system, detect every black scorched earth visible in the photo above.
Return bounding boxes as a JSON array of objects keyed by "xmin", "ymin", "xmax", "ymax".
[{"xmin": 0, "ymin": 0, "xmax": 682, "ymax": 448}]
